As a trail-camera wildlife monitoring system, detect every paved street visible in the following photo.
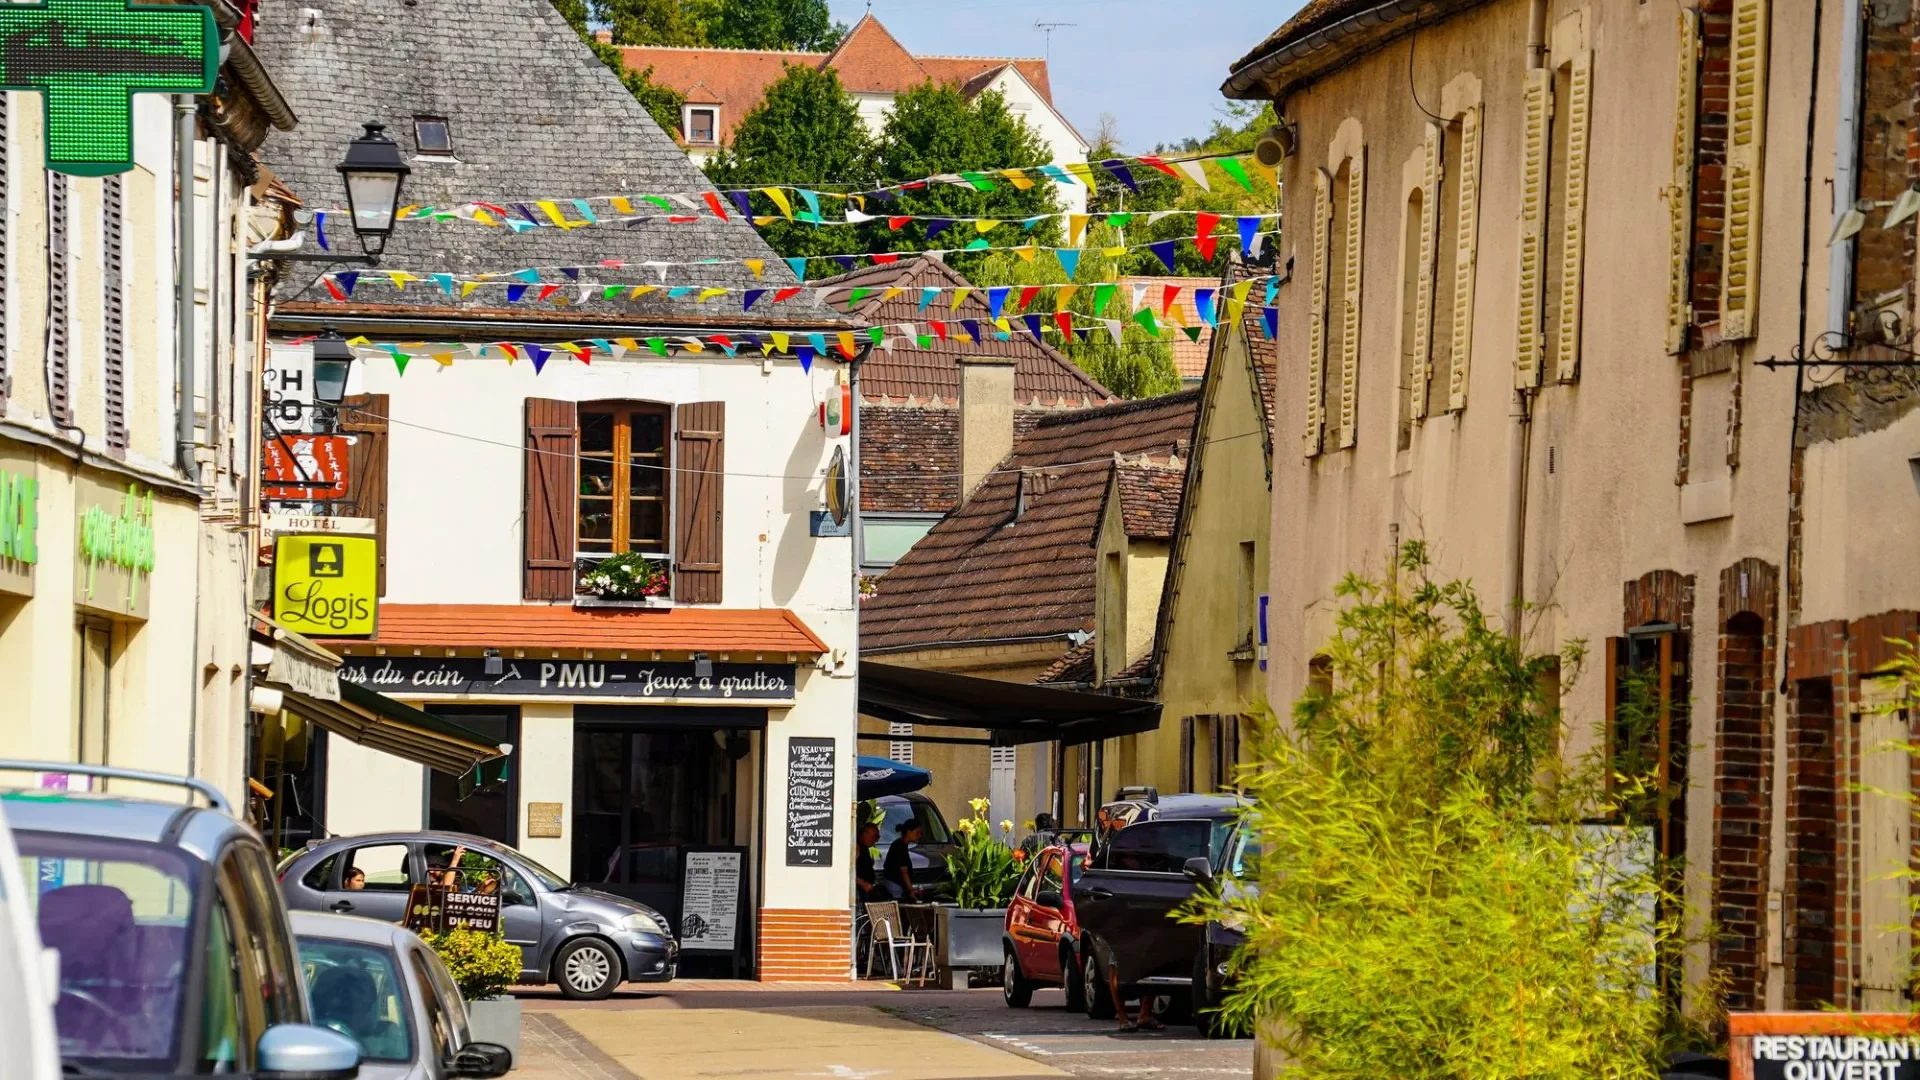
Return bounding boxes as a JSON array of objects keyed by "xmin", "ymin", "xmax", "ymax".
[{"xmin": 515, "ymin": 984, "xmax": 1254, "ymax": 1080}]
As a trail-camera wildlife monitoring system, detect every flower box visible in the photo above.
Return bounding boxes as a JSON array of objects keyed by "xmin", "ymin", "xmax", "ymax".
[
  {"xmin": 936, "ymin": 905, "xmax": 1007, "ymax": 969},
  {"xmin": 571, "ymin": 595, "xmax": 673, "ymax": 610},
  {"xmin": 573, "ymin": 552, "xmax": 671, "ymax": 604},
  {"xmin": 464, "ymin": 995, "xmax": 522, "ymax": 1067}
]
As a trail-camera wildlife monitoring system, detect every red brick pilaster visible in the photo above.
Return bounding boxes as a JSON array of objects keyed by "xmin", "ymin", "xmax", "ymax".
[
  {"xmin": 756, "ymin": 908, "xmax": 852, "ymax": 981},
  {"xmin": 1710, "ymin": 558, "xmax": 1778, "ymax": 1011}
]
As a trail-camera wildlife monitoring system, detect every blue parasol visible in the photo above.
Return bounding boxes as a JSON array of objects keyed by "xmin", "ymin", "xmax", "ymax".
[{"xmin": 857, "ymin": 755, "xmax": 931, "ymax": 800}]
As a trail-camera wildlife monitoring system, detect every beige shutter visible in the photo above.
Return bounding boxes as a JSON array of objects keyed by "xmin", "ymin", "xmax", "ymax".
[
  {"xmin": 1448, "ymin": 105, "xmax": 1483, "ymax": 412},
  {"xmin": 1306, "ymin": 167, "xmax": 1332, "ymax": 457},
  {"xmin": 1721, "ymin": 0, "xmax": 1770, "ymax": 340},
  {"xmin": 1338, "ymin": 148, "xmax": 1366, "ymax": 449},
  {"xmin": 1411, "ymin": 122, "xmax": 1442, "ymax": 422},
  {"xmin": 1554, "ymin": 53, "xmax": 1593, "ymax": 383},
  {"xmin": 1514, "ymin": 68, "xmax": 1552, "ymax": 389},
  {"xmin": 1665, "ymin": 10, "xmax": 1699, "ymax": 355}
]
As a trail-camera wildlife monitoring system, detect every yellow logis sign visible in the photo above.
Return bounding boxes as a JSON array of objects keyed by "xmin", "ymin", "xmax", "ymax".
[{"xmin": 273, "ymin": 533, "xmax": 379, "ymax": 637}]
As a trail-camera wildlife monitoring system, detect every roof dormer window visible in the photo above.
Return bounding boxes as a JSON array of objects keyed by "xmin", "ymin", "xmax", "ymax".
[
  {"xmin": 683, "ymin": 106, "xmax": 718, "ymax": 146},
  {"xmin": 413, "ymin": 116, "xmax": 453, "ymax": 158}
]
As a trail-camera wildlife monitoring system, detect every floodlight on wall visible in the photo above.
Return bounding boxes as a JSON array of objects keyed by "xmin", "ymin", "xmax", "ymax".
[
  {"xmin": 1888, "ymin": 188, "xmax": 1920, "ymax": 230},
  {"xmin": 1831, "ymin": 200, "xmax": 1870, "ymax": 245},
  {"xmin": 483, "ymin": 648, "xmax": 504, "ymax": 676},
  {"xmin": 693, "ymin": 653, "xmax": 713, "ymax": 679}
]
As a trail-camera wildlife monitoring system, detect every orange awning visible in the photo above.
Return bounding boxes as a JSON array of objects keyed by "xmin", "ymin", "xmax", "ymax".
[{"xmin": 321, "ymin": 604, "xmax": 827, "ymax": 656}]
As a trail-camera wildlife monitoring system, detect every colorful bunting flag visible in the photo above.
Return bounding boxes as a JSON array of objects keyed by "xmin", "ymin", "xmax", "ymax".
[
  {"xmin": 1055, "ymin": 249, "xmax": 1080, "ymax": 278},
  {"xmin": 1261, "ymin": 306, "xmax": 1279, "ymax": 339},
  {"xmin": 1148, "ymin": 241, "xmax": 1178, "ymax": 273},
  {"xmin": 987, "ymin": 287, "xmax": 1010, "ymax": 320}
]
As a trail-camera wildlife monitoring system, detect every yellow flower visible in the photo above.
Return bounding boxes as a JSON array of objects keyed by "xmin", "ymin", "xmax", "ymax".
[
  {"xmin": 1023, "ymin": 819, "xmax": 1037, "ymax": 832},
  {"xmin": 1000, "ymin": 819, "xmax": 1014, "ymax": 835},
  {"xmin": 969, "ymin": 796, "xmax": 990, "ymax": 815},
  {"xmin": 955, "ymin": 818, "xmax": 976, "ymax": 834}
]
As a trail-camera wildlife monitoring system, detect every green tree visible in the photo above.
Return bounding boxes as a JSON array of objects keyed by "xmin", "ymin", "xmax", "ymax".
[
  {"xmin": 547, "ymin": 0, "xmax": 690, "ymax": 136},
  {"xmin": 703, "ymin": 65, "xmax": 876, "ymax": 266},
  {"xmin": 1090, "ymin": 109, "xmax": 1281, "ymax": 278},
  {"xmin": 599, "ymin": 0, "xmax": 706, "ymax": 45},
  {"xmin": 689, "ymin": 0, "xmax": 845, "ymax": 50},
  {"xmin": 1191, "ymin": 544, "xmax": 1705, "ymax": 1079},
  {"xmin": 971, "ymin": 225, "xmax": 1179, "ymax": 399}
]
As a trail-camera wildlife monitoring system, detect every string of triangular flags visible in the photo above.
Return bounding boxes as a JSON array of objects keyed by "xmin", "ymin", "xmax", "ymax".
[
  {"xmin": 317, "ymin": 225, "xmax": 1277, "ymax": 304},
  {"xmin": 306, "ymin": 153, "xmax": 1274, "ymax": 240},
  {"xmin": 311, "ymin": 280, "xmax": 1285, "ymax": 376}
]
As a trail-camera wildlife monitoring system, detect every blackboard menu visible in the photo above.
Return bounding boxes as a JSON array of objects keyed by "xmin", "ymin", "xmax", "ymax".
[{"xmin": 785, "ymin": 738, "xmax": 836, "ymax": 866}]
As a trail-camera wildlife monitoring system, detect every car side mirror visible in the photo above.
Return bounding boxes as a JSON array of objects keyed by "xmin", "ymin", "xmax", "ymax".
[
  {"xmin": 257, "ymin": 1022, "xmax": 361, "ymax": 1080},
  {"xmin": 1182, "ymin": 856, "xmax": 1216, "ymax": 889},
  {"xmin": 1035, "ymin": 890, "xmax": 1062, "ymax": 909},
  {"xmin": 449, "ymin": 1042, "xmax": 514, "ymax": 1078}
]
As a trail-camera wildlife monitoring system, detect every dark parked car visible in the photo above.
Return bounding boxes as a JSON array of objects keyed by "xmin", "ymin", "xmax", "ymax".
[
  {"xmin": 278, "ymin": 830, "xmax": 676, "ymax": 999},
  {"xmin": 0, "ymin": 760, "xmax": 362, "ymax": 1077},
  {"xmin": 1074, "ymin": 791, "xmax": 1248, "ymax": 1036},
  {"xmin": 873, "ymin": 792, "xmax": 957, "ymax": 887},
  {"xmin": 1000, "ymin": 841, "xmax": 1090, "ymax": 1008}
]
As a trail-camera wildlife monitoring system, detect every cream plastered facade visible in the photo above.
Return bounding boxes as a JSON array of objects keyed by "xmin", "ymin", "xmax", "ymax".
[
  {"xmin": 1249, "ymin": 0, "xmax": 1861, "ymax": 1012},
  {"xmin": 0, "ymin": 92, "xmax": 270, "ymax": 813},
  {"xmin": 286, "ymin": 342, "xmax": 860, "ymax": 917}
]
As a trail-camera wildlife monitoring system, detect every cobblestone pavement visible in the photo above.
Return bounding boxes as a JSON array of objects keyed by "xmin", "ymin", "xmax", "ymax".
[{"xmin": 513, "ymin": 984, "xmax": 1252, "ymax": 1080}]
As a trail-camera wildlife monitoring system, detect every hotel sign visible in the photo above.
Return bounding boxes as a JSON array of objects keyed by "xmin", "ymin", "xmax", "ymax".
[
  {"xmin": 273, "ymin": 534, "xmax": 378, "ymax": 637},
  {"xmin": 338, "ymin": 656, "xmax": 797, "ymax": 701}
]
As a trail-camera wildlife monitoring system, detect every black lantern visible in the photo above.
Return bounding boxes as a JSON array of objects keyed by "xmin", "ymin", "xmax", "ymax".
[
  {"xmin": 311, "ymin": 329, "xmax": 354, "ymax": 406},
  {"xmin": 337, "ymin": 121, "xmax": 411, "ymax": 257}
]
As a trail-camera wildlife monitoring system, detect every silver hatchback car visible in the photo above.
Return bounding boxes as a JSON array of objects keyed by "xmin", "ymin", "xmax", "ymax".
[{"xmin": 278, "ymin": 831, "xmax": 676, "ymax": 999}]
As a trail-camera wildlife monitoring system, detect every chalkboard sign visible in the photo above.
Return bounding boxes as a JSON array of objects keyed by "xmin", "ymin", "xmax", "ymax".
[
  {"xmin": 443, "ymin": 891, "xmax": 501, "ymax": 934},
  {"xmin": 679, "ymin": 849, "xmax": 745, "ymax": 953},
  {"xmin": 785, "ymin": 738, "xmax": 836, "ymax": 867}
]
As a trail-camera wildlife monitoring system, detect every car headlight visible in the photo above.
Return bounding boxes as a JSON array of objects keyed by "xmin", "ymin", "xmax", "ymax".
[{"xmin": 622, "ymin": 912, "xmax": 669, "ymax": 936}]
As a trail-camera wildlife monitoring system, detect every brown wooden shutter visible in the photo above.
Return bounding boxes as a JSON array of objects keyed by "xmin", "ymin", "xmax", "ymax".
[
  {"xmin": 673, "ymin": 401, "xmax": 724, "ymax": 604},
  {"xmin": 524, "ymin": 397, "xmax": 577, "ymax": 601},
  {"xmin": 47, "ymin": 172, "xmax": 69, "ymax": 425},
  {"xmin": 103, "ymin": 175, "xmax": 126, "ymax": 456},
  {"xmin": 340, "ymin": 394, "xmax": 391, "ymax": 597}
]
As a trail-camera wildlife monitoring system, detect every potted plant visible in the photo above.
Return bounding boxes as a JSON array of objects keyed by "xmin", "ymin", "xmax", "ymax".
[
  {"xmin": 422, "ymin": 927, "xmax": 523, "ymax": 1064},
  {"xmin": 935, "ymin": 798, "xmax": 1023, "ymax": 981},
  {"xmin": 574, "ymin": 552, "xmax": 670, "ymax": 607}
]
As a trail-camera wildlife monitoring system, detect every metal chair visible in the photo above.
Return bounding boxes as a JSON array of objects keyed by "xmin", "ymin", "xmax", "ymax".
[{"xmin": 863, "ymin": 901, "xmax": 933, "ymax": 984}]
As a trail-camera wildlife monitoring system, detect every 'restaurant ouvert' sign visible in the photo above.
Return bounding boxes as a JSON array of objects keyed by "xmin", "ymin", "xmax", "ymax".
[{"xmin": 337, "ymin": 656, "xmax": 797, "ymax": 701}]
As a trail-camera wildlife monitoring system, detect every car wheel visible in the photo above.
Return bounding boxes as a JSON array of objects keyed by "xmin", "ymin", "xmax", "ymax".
[
  {"xmin": 1061, "ymin": 947, "xmax": 1087, "ymax": 1012},
  {"xmin": 1082, "ymin": 949, "xmax": 1115, "ymax": 1020},
  {"xmin": 553, "ymin": 937, "xmax": 621, "ymax": 1000},
  {"xmin": 1003, "ymin": 948, "xmax": 1033, "ymax": 1008},
  {"xmin": 1194, "ymin": 949, "xmax": 1242, "ymax": 1039}
]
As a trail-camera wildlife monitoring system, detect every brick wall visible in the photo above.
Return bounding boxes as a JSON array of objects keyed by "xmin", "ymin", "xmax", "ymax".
[
  {"xmin": 756, "ymin": 908, "xmax": 853, "ymax": 981},
  {"xmin": 1687, "ymin": 0, "xmax": 1732, "ymax": 340},
  {"xmin": 1849, "ymin": 4, "xmax": 1917, "ymax": 315},
  {"xmin": 1710, "ymin": 559, "xmax": 1777, "ymax": 1012},
  {"xmin": 1786, "ymin": 675, "xmax": 1839, "ymax": 1008},
  {"xmin": 1624, "ymin": 569, "xmax": 1696, "ymax": 633}
]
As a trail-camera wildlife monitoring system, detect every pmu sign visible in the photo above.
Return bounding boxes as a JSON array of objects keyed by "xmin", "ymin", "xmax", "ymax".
[{"xmin": 0, "ymin": 0, "xmax": 215, "ymax": 176}]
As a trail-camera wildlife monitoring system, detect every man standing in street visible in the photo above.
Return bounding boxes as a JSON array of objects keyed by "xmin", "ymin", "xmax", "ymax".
[{"xmin": 884, "ymin": 818, "xmax": 922, "ymax": 899}]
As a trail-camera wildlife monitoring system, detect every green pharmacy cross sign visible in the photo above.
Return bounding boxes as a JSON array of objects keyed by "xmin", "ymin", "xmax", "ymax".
[{"xmin": 0, "ymin": 0, "xmax": 214, "ymax": 176}]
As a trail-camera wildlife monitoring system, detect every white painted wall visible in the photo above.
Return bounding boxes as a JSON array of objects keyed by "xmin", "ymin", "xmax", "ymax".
[
  {"xmin": 516, "ymin": 703, "xmax": 573, "ymax": 876},
  {"xmin": 325, "ymin": 736, "xmax": 426, "ymax": 835}
]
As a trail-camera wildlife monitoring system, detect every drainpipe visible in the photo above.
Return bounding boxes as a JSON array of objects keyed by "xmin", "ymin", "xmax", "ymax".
[
  {"xmin": 174, "ymin": 96, "xmax": 199, "ymax": 486},
  {"xmin": 1506, "ymin": 0, "xmax": 1549, "ymax": 641}
]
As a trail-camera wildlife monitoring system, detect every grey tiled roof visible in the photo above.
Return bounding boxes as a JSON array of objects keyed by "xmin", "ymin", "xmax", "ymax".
[{"xmin": 253, "ymin": 0, "xmax": 831, "ymax": 326}]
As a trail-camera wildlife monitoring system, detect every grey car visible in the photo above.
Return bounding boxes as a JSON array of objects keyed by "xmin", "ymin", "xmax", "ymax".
[
  {"xmin": 292, "ymin": 911, "xmax": 511, "ymax": 1080},
  {"xmin": 278, "ymin": 831, "xmax": 677, "ymax": 999}
]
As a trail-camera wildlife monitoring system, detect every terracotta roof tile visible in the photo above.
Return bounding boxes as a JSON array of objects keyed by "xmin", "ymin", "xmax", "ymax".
[
  {"xmin": 1122, "ymin": 277, "xmax": 1216, "ymax": 379},
  {"xmin": 618, "ymin": 47, "xmax": 819, "ymax": 145},
  {"xmin": 1110, "ymin": 459, "xmax": 1185, "ymax": 540},
  {"xmin": 829, "ymin": 257, "xmax": 1114, "ymax": 405},
  {"xmin": 861, "ymin": 390, "xmax": 1201, "ymax": 653},
  {"xmin": 1036, "ymin": 642, "xmax": 1094, "ymax": 685},
  {"xmin": 861, "ymin": 405, "xmax": 1050, "ymax": 515},
  {"xmin": 324, "ymin": 605, "xmax": 827, "ymax": 655},
  {"xmin": 819, "ymin": 15, "xmax": 929, "ymax": 94},
  {"xmin": 919, "ymin": 55, "xmax": 1053, "ymax": 103}
]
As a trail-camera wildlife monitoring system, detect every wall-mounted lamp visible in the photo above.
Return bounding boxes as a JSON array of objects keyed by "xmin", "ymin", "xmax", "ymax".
[
  {"xmin": 483, "ymin": 648, "xmax": 504, "ymax": 676},
  {"xmin": 693, "ymin": 652, "xmax": 713, "ymax": 679}
]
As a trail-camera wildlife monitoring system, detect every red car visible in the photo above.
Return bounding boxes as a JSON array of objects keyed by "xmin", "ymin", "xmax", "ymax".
[{"xmin": 1001, "ymin": 841, "xmax": 1090, "ymax": 1008}]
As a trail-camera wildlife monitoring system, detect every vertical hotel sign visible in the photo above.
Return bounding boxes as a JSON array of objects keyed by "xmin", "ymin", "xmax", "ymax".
[{"xmin": 0, "ymin": 0, "xmax": 215, "ymax": 176}]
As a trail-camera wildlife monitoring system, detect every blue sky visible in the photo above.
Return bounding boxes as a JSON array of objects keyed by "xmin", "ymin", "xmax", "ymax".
[{"xmin": 826, "ymin": 0, "xmax": 1299, "ymax": 151}]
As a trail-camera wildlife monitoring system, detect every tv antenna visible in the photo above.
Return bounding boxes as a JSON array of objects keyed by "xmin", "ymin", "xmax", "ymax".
[{"xmin": 1034, "ymin": 20, "xmax": 1076, "ymax": 62}]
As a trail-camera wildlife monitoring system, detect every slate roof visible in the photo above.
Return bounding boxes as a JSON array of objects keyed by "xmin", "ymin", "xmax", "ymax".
[
  {"xmin": 861, "ymin": 389, "xmax": 1200, "ymax": 653},
  {"xmin": 623, "ymin": 14, "xmax": 1054, "ymax": 147},
  {"xmin": 859, "ymin": 405, "xmax": 1049, "ymax": 515},
  {"xmin": 829, "ymin": 257, "xmax": 1113, "ymax": 405},
  {"xmin": 1106, "ymin": 459, "xmax": 1185, "ymax": 541},
  {"xmin": 253, "ymin": 0, "xmax": 830, "ymax": 325},
  {"xmin": 1121, "ymin": 277, "xmax": 1216, "ymax": 380}
]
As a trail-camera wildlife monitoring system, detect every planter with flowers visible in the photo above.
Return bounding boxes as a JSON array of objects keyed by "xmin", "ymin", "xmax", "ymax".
[
  {"xmin": 934, "ymin": 798, "xmax": 1023, "ymax": 979},
  {"xmin": 573, "ymin": 552, "xmax": 671, "ymax": 609}
]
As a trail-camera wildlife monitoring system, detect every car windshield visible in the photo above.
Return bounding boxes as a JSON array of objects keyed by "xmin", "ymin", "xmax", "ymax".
[
  {"xmin": 297, "ymin": 938, "xmax": 414, "ymax": 1063},
  {"xmin": 13, "ymin": 830, "xmax": 196, "ymax": 1064},
  {"xmin": 501, "ymin": 847, "xmax": 568, "ymax": 891},
  {"xmin": 878, "ymin": 798, "xmax": 951, "ymax": 846}
]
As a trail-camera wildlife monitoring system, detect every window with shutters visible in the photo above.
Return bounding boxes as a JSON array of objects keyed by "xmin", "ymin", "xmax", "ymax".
[
  {"xmin": 104, "ymin": 175, "xmax": 127, "ymax": 456},
  {"xmin": 1305, "ymin": 167, "xmax": 1332, "ymax": 457},
  {"xmin": 1540, "ymin": 53, "xmax": 1592, "ymax": 384},
  {"xmin": 576, "ymin": 403, "xmax": 671, "ymax": 556},
  {"xmin": 1719, "ymin": 0, "xmax": 1768, "ymax": 341},
  {"xmin": 1396, "ymin": 184, "xmax": 1426, "ymax": 452},
  {"xmin": 1402, "ymin": 98, "xmax": 1481, "ymax": 431},
  {"xmin": 47, "ymin": 172, "xmax": 69, "ymax": 425},
  {"xmin": 1840, "ymin": 0, "xmax": 1917, "ymax": 342},
  {"xmin": 1311, "ymin": 145, "xmax": 1364, "ymax": 454}
]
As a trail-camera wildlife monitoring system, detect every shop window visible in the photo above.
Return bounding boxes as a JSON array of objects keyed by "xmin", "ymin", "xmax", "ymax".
[{"xmin": 577, "ymin": 403, "xmax": 671, "ymax": 556}]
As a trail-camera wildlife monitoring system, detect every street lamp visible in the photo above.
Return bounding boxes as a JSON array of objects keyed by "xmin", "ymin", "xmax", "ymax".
[
  {"xmin": 311, "ymin": 329, "xmax": 354, "ymax": 406},
  {"xmin": 337, "ymin": 122, "xmax": 410, "ymax": 258},
  {"xmin": 252, "ymin": 120, "xmax": 411, "ymax": 265}
]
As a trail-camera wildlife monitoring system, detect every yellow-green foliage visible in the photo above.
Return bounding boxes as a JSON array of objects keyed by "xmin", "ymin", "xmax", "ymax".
[
  {"xmin": 1191, "ymin": 544, "xmax": 1689, "ymax": 1079},
  {"xmin": 420, "ymin": 927, "xmax": 521, "ymax": 1002}
]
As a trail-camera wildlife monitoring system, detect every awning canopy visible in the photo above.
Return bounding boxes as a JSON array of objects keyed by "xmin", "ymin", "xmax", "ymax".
[
  {"xmin": 858, "ymin": 661, "xmax": 1161, "ymax": 748},
  {"xmin": 252, "ymin": 615, "xmax": 506, "ymax": 776}
]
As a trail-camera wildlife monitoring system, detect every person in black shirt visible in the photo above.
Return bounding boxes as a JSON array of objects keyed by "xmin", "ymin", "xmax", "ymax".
[
  {"xmin": 883, "ymin": 818, "xmax": 923, "ymax": 899},
  {"xmin": 853, "ymin": 822, "xmax": 883, "ymax": 902}
]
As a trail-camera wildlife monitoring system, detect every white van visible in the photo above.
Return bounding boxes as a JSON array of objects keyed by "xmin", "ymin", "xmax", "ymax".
[{"xmin": 0, "ymin": 799, "xmax": 60, "ymax": 1080}]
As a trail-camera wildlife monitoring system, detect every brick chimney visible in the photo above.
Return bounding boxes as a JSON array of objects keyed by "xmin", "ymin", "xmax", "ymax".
[
  {"xmin": 593, "ymin": 28, "xmax": 613, "ymax": 43},
  {"xmin": 959, "ymin": 356, "xmax": 1016, "ymax": 504}
]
